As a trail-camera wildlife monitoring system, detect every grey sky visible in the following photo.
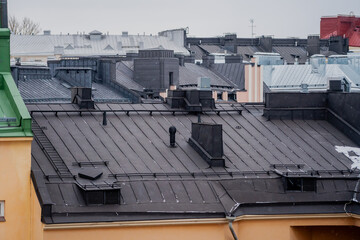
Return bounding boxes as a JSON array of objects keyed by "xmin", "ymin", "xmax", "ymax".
[{"xmin": 8, "ymin": 0, "xmax": 360, "ymax": 38}]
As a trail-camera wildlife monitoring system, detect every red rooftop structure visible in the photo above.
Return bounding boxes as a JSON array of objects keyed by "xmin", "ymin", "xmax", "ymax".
[{"xmin": 321, "ymin": 15, "xmax": 360, "ymax": 47}]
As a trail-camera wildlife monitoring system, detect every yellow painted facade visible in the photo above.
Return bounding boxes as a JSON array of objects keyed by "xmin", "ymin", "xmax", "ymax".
[
  {"xmin": 41, "ymin": 214, "xmax": 360, "ymax": 240},
  {"xmin": 0, "ymin": 137, "xmax": 43, "ymax": 240}
]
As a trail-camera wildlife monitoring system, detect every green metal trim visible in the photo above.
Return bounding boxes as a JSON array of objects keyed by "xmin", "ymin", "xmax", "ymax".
[{"xmin": 0, "ymin": 28, "xmax": 32, "ymax": 137}]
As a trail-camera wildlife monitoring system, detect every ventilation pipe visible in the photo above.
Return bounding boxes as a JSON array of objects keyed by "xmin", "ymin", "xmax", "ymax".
[{"xmin": 169, "ymin": 126, "xmax": 176, "ymax": 147}]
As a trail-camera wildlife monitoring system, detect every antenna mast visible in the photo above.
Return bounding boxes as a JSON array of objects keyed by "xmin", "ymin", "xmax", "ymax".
[{"xmin": 249, "ymin": 19, "xmax": 256, "ymax": 38}]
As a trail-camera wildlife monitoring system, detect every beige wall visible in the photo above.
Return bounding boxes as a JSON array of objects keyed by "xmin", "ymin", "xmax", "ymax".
[
  {"xmin": 0, "ymin": 137, "xmax": 36, "ymax": 239},
  {"xmin": 42, "ymin": 215, "xmax": 360, "ymax": 240}
]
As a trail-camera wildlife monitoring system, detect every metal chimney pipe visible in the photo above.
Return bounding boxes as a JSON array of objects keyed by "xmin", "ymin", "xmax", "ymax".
[
  {"xmin": 1, "ymin": 0, "xmax": 8, "ymax": 28},
  {"xmin": 169, "ymin": 126, "xmax": 176, "ymax": 147}
]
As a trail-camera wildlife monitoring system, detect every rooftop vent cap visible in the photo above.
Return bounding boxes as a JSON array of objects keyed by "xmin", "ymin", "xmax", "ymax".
[
  {"xmin": 77, "ymin": 184, "xmax": 121, "ymax": 205},
  {"xmin": 169, "ymin": 126, "xmax": 177, "ymax": 147},
  {"xmin": 89, "ymin": 30, "xmax": 102, "ymax": 40},
  {"xmin": 78, "ymin": 169, "xmax": 103, "ymax": 180}
]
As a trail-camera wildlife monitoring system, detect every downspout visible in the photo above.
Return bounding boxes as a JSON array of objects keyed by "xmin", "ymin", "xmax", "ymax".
[
  {"xmin": 344, "ymin": 174, "xmax": 360, "ymax": 214},
  {"xmin": 226, "ymin": 216, "xmax": 239, "ymax": 240},
  {"xmin": 226, "ymin": 203, "xmax": 240, "ymax": 240}
]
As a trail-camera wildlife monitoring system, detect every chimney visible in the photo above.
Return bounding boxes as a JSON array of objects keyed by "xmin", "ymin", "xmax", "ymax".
[
  {"xmin": 307, "ymin": 35, "xmax": 320, "ymax": 56},
  {"xmin": 71, "ymin": 87, "xmax": 95, "ymax": 109},
  {"xmin": 177, "ymin": 55, "xmax": 185, "ymax": 66},
  {"xmin": 310, "ymin": 54, "xmax": 326, "ymax": 74},
  {"xmin": 43, "ymin": 30, "xmax": 51, "ymax": 35},
  {"xmin": 202, "ymin": 55, "xmax": 215, "ymax": 68},
  {"xmin": 1, "ymin": 0, "xmax": 8, "ymax": 28},
  {"xmin": 329, "ymin": 36, "xmax": 349, "ymax": 54},
  {"xmin": 259, "ymin": 36, "xmax": 273, "ymax": 52},
  {"xmin": 122, "ymin": 31, "xmax": 128, "ymax": 37},
  {"xmin": 188, "ymin": 122, "xmax": 224, "ymax": 167}
]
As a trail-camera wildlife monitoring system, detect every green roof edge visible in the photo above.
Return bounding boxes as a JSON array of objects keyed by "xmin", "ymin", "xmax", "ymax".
[{"xmin": 0, "ymin": 28, "xmax": 32, "ymax": 137}]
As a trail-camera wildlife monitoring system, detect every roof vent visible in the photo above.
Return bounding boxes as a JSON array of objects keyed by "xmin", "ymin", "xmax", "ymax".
[
  {"xmin": 78, "ymin": 169, "xmax": 103, "ymax": 180},
  {"xmin": 65, "ymin": 44, "xmax": 74, "ymax": 50},
  {"xmin": 89, "ymin": 30, "xmax": 102, "ymax": 40},
  {"xmin": 189, "ymin": 122, "xmax": 225, "ymax": 167},
  {"xmin": 166, "ymin": 89, "xmax": 215, "ymax": 111},
  {"xmin": 328, "ymin": 77, "xmax": 345, "ymax": 92},
  {"xmin": 104, "ymin": 44, "xmax": 114, "ymax": 50},
  {"xmin": 77, "ymin": 184, "xmax": 121, "ymax": 205}
]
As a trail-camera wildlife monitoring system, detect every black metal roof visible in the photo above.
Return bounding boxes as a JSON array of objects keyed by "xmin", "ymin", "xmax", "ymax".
[
  {"xmin": 17, "ymin": 77, "xmax": 131, "ymax": 104},
  {"xmin": 28, "ymin": 99, "xmax": 360, "ymax": 224}
]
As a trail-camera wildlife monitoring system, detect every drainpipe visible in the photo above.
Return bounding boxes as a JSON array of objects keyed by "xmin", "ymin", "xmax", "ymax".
[{"xmin": 226, "ymin": 216, "xmax": 239, "ymax": 240}]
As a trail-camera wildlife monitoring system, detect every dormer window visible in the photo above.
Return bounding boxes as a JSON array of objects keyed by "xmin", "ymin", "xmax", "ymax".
[{"xmin": 285, "ymin": 178, "xmax": 316, "ymax": 192}]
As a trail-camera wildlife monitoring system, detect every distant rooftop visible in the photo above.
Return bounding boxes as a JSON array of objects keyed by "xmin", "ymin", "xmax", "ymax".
[{"xmin": 10, "ymin": 29, "xmax": 190, "ymax": 58}]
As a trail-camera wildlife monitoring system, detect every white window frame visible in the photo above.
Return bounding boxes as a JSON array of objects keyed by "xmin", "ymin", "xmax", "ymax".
[{"xmin": 0, "ymin": 201, "xmax": 4, "ymax": 219}]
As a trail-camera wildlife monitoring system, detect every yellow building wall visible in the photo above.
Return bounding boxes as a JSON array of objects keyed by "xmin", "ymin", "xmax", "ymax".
[
  {"xmin": 0, "ymin": 137, "xmax": 43, "ymax": 240},
  {"xmin": 43, "ymin": 215, "xmax": 360, "ymax": 240},
  {"xmin": 0, "ymin": 138, "xmax": 31, "ymax": 238},
  {"xmin": 31, "ymin": 180, "xmax": 44, "ymax": 240}
]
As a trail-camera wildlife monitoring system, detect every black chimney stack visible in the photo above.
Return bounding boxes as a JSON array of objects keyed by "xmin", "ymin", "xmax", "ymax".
[
  {"xmin": 169, "ymin": 126, "xmax": 176, "ymax": 147},
  {"xmin": 1, "ymin": 0, "xmax": 8, "ymax": 28},
  {"xmin": 189, "ymin": 122, "xmax": 224, "ymax": 167}
]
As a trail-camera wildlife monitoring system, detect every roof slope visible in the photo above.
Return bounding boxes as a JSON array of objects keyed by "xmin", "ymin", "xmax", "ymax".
[
  {"xmin": 28, "ymin": 102, "xmax": 360, "ymax": 223},
  {"xmin": 236, "ymin": 46, "xmax": 261, "ymax": 61},
  {"xmin": 273, "ymin": 46, "xmax": 308, "ymax": 64},
  {"xmin": 11, "ymin": 34, "xmax": 190, "ymax": 57},
  {"xmin": 211, "ymin": 63, "xmax": 245, "ymax": 90},
  {"xmin": 115, "ymin": 62, "xmax": 143, "ymax": 92},
  {"xmin": 179, "ymin": 63, "xmax": 234, "ymax": 88},
  {"xmin": 18, "ymin": 77, "xmax": 131, "ymax": 103},
  {"xmin": 263, "ymin": 64, "xmax": 360, "ymax": 91}
]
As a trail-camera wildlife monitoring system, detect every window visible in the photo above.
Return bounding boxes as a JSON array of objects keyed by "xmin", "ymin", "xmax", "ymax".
[
  {"xmin": 286, "ymin": 178, "xmax": 316, "ymax": 192},
  {"xmin": 0, "ymin": 201, "xmax": 4, "ymax": 221}
]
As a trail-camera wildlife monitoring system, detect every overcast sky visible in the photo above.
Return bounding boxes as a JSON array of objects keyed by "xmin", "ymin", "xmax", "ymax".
[{"xmin": 8, "ymin": 0, "xmax": 360, "ymax": 38}]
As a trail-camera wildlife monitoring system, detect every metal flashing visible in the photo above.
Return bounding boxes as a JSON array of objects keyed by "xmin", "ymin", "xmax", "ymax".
[{"xmin": 0, "ymin": 28, "xmax": 32, "ymax": 137}]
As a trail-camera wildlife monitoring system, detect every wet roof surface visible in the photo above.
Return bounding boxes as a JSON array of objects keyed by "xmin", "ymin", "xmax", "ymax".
[
  {"xmin": 28, "ymin": 102, "xmax": 360, "ymax": 223},
  {"xmin": 179, "ymin": 63, "xmax": 234, "ymax": 88},
  {"xmin": 18, "ymin": 77, "xmax": 131, "ymax": 103}
]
